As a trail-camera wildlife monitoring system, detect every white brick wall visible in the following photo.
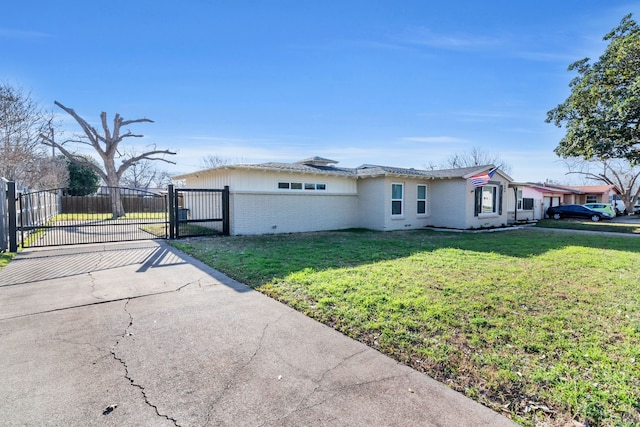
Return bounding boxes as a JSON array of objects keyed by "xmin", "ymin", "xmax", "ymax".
[
  {"xmin": 180, "ymin": 167, "xmax": 512, "ymax": 234},
  {"xmin": 231, "ymin": 192, "xmax": 358, "ymax": 235}
]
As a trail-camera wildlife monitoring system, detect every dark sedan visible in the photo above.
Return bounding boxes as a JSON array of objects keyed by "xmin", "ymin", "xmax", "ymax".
[{"xmin": 546, "ymin": 204, "xmax": 613, "ymax": 222}]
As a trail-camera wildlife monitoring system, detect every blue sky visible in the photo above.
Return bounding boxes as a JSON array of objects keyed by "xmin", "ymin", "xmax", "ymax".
[{"xmin": 3, "ymin": 1, "xmax": 640, "ymax": 183}]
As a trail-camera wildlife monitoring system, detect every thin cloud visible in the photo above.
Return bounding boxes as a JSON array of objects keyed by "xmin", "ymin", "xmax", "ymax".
[
  {"xmin": 0, "ymin": 28, "xmax": 53, "ymax": 39},
  {"xmin": 402, "ymin": 136, "xmax": 466, "ymax": 143},
  {"xmin": 394, "ymin": 27, "xmax": 503, "ymax": 51},
  {"xmin": 452, "ymin": 110, "xmax": 530, "ymax": 123}
]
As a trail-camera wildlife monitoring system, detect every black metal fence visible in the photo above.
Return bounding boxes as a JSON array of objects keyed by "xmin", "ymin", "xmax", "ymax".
[
  {"xmin": 3, "ymin": 182, "xmax": 230, "ymax": 251},
  {"xmin": 168, "ymin": 185, "xmax": 229, "ymax": 238},
  {"xmin": 16, "ymin": 186, "xmax": 169, "ymax": 248},
  {"xmin": 0, "ymin": 178, "xmax": 11, "ymax": 252}
]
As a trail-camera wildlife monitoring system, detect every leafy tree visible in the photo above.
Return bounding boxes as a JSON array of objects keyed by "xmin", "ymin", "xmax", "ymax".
[
  {"xmin": 547, "ymin": 14, "xmax": 640, "ymax": 163},
  {"xmin": 40, "ymin": 102, "xmax": 176, "ymax": 217},
  {"xmin": 65, "ymin": 156, "xmax": 100, "ymax": 196},
  {"xmin": 546, "ymin": 14, "xmax": 640, "ymax": 210}
]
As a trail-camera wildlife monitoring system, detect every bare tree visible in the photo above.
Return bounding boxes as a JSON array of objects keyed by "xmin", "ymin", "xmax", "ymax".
[
  {"xmin": 199, "ymin": 155, "xmax": 244, "ymax": 169},
  {"xmin": 120, "ymin": 159, "xmax": 158, "ymax": 190},
  {"xmin": 152, "ymin": 170, "xmax": 174, "ymax": 188},
  {"xmin": 563, "ymin": 158, "xmax": 640, "ymax": 213},
  {"xmin": 445, "ymin": 146, "xmax": 512, "ymax": 175},
  {"xmin": 33, "ymin": 156, "xmax": 69, "ymax": 189},
  {"xmin": 40, "ymin": 101, "xmax": 176, "ymax": 217},
  {"xmin": 0, "ymin": 83, "xmax": 67, "ymax": 188}
]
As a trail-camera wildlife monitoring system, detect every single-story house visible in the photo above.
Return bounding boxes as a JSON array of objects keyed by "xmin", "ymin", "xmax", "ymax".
[
  {"xmin": 173, "ymin": 156, "xmax": 513, "ymax": 235},
  {"xmin": 545, "ymin": 184, "xmax": 620, "ymax": 205},
  {"xmin": 552, "ymin": 184, "xmax": 623, "ymax": 213},
  {"xmin": 507, "ymin": 183, "xmax": 575, "ymax": 221},
  {"xmin": 506, "ymin": 183, "xmax": 623, "ymax": 220}
]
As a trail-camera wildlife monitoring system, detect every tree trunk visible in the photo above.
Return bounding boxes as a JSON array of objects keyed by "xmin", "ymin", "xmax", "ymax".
[
  {"xmin": 40, "ymin": 102, "xmax": 176, "ymax": 213},
  {"xmin": 105, "ymin": 163, "xmax": 125, "ymax": 218},
  {"xmin": 106, "ymin": 186, "xmax": 125, "ymax": 218}
]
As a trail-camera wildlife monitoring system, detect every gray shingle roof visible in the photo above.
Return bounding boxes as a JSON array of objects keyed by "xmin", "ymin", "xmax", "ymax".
[
  {"xmin": 295, "ymin": 156, "xmax": 338, "ymax": 165},
  {"xmin": 241, "ymin": 162, "xmax": 356, "ymax": 176},
  {"xmin": 173, "ymin": 158, "xmax": 499, "ymax": 181},
  {"xmin": 235, "ymin": 162, "xmax": 495, "ymax": 179}
]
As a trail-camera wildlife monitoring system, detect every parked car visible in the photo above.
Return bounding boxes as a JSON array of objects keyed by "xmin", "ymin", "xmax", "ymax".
[
  {"xmin": 609, "ymin": 195, "xmax": 627, "ymax": 215},
  {"xmin": 634, "ymin": 197, "xmax": 640, "ymax": 214},
  {"xmin": 583, "ymin": 203, "xmax": 617, "ymax": 217},
  {"xmin": 546, "ymin": 204, "xmax": 613, "ymax": 222}
]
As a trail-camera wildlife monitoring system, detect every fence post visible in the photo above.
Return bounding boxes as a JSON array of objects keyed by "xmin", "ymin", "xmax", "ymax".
[
  {"xmin": 222, "ymin": 186, "xmax": 230, "ymax": 236},
  {"xmin": 167, "ymin": 184, "xmax": 175, "ymax": 239},
  {"xmin": 8, "ymin": 181, "xmax": 17, "ymax": 253}
]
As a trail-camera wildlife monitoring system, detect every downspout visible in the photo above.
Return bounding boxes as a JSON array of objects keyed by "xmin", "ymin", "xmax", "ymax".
[{"xmin": 513, "ymin": 186, "xmax": 518, "ymax": 223}]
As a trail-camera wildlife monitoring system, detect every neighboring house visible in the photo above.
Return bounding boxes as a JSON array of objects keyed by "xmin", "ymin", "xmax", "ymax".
[
  {"xmin": 507, "ymin": 183, "xmax": 622, "ymax": 219},
  {"xmin": 173, "ymin": 157, "xmax": 513, "ymax": 235},
  {"xmin": 550, "ymin": 184, "xmax": 620, "ymax": 205},
  {"xmin": 554, "ymin": 184, "xmax": 624, "ymax": 213},
  {"xmin": 507, "ymin": 183, "xmax": 575, "ymax": 221}
]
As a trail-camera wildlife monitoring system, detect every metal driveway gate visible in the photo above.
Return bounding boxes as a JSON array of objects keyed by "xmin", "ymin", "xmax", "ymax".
[{"xmin": 16, "ymin": 186, "xmax": 168, "ymax": 248}]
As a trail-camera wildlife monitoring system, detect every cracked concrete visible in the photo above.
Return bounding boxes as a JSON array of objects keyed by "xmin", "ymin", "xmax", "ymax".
[
  {"xmin": 0, "ymin": 240, "xmax": 518, "ymax": 426},
  {"xmin": 111, "ymin": 300, "xmax": 180, "ymax": 426}
]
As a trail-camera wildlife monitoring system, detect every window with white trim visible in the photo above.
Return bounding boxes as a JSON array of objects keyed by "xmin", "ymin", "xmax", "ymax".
[
  {"xmin": 517, "ymin": 189, "xmax": 523, "ymax": 210},
  {"xmin": 482, "ymin": 186, "xmax": 498, "ymax": 213},
  {"xmin": 474, "ymin": 184, "xmax": 502, "ymax": 216},
  {"xmin": 586, "ymin": 195, "xmax": 598, "ymax": 203},
  {"xmin": 278, "ymin": 182, "xmax": 326, "ymax": 191},
  {"xmin": 391, "ymin": 183, "xmax": 403, "ymax": 216},
  {"xmin": 417, "ymin": 184, "xmax": 427, "ymax": 215}
]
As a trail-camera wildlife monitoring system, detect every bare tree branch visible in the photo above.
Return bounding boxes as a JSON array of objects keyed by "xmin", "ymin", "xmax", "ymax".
[
  {"xmin": 563, "ymin": 157, "xmax": 640, "ymax": 212},
  {"xmin": 118, "ymin": 148, "xmax": 177, "ymax": 177},
  {"xmin": 1, "ymin": 84, "xmax": 66, "ymax": 188},
  {"xmin": 44, "ymin": 102, "xmax": 175, "ymax": 217}
]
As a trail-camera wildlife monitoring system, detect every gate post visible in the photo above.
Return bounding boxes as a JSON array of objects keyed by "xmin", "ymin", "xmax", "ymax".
[
  {"xmin": 222, "ymin": 186, "xmax": 230, "ymax": 236},
  {"xmin": 167, "ymin": 184, "xmax": 176, "ymax": 239},
  {"xmin": 8, "ymin": 181, "xmax": 17, "ymax": 253}
]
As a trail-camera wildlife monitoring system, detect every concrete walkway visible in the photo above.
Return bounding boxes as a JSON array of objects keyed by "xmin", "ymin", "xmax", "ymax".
[{"xmin": 0, "ymin": 240, "xmax": 518, "ymax": 426}]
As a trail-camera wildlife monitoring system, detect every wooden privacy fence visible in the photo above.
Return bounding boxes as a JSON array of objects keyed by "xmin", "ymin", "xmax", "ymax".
[{"xmin": 61, "ymin": 194, "xmax": 166, "ymax": 214}]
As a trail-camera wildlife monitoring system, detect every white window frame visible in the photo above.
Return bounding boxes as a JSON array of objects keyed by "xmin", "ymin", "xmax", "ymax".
[
  {"xmin": 481, "ymin": 185, "xmax": 498, "ymax": 214},
  {"xmin": 391, "ymin": 183, "xmax": 403, "ymax": 217},
  {"xmin": 517, "ymin": 189, "xmax": 523, "ymax": 211},
  {"xmin": 417, "ymin": 184, "xmax": 427, "ymax": 215},
  {"xmin": 474, "ymin": 184, "xmax": 502, "ymax": 217},
  {"xmin": 278, "ymin": 182, "xmax": 326, "ymax": 191}
]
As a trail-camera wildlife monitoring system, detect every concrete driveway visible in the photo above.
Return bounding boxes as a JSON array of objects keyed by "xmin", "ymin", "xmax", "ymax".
[{"xmin": 0, "ymin": 240, "xmax": 517, "ymax": 426}]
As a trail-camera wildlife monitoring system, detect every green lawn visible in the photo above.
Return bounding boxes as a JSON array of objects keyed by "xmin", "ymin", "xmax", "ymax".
[
  {"xmin": 54, "ymin": 212, "xmax": 167, "ymax": 221},
  {"xmin": 0, "ymin": 251, "xmax": 15, "ymax": 271},
  {"xmin": 172, "ymin": 228, "xmax": 640, "ymax": 427},
  {"xmin": 536, "ymin": 218, "xmax": 640, "ymax": 234}
]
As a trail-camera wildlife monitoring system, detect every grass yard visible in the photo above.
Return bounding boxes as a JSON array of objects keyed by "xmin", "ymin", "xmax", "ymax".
[
  {"xmin": 172, "ymin": 228, "xmax": 640, "ymax": 427},
  {"xmin": 141, "ymin": 223, "xmax": 221, "ymax": 238},
  {"xmin": 536, "ymin": 218, "xmax": 640, "ymax": 234},
  {"xmin": 54, "ymin": 212, "xmax": 167, "ymax": 221},
  {"xmin": 0, "ymin": 251, "xmax": 15, "ymax": 271}
]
